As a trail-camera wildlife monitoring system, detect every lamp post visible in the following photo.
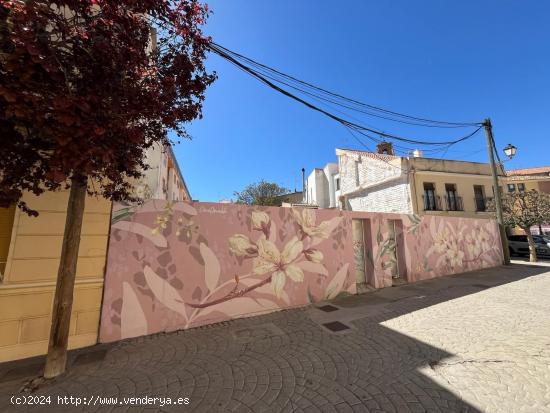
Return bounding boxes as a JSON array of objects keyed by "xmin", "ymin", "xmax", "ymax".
[
  {"xmin": 504, "ymin": 143, "xmax": 517, "ymax": 160},
  {"xmin": 483, "ymin": 118, "xmax": 514, "ymax": 265}
]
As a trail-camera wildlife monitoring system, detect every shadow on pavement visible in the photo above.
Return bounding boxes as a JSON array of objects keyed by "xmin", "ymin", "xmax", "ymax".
[{"xmin": 0, "ymin": 264, "xmax": 547, "ymax": 412}]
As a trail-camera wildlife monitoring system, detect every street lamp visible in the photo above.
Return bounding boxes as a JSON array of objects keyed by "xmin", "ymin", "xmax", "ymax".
[{"xmin": 503, "ymin": 143, "xmax": 517, "ymax": 159}]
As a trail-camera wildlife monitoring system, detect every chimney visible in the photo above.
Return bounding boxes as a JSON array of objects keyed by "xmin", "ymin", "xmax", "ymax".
[
  {"xmin": 301, "ymin": 168, "xmax": 306, "ymax": 203},
  {"xmin": 376, "ymin": 141, "xmax": 394, "ymax": 155}
]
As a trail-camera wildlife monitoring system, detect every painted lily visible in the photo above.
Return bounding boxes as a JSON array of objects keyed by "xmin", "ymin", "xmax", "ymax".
[
  {"xmin": 251, "ymin": 211, "xmax": 270, "ymax": 232},
  {"xmin": 229, "ymin": 234, "xmax": 258, "ymax": 257},
  {"xmin": 253, "ymin": 236, "xmax": 305, "ymax": 297},
  {"xmin": 293, "ymin": 208, "xmax": 331, "ymax": 239},
  {"xmin": 303, "ymin": 248, "xmax": 323, "ymax": 263}
]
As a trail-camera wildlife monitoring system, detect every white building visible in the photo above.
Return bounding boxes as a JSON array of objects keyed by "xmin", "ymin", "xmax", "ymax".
[
  {"xmin": 305, "ymin": 163, "xmax": 340, "ymax": 208},
  {"xmin": 309, "ymin": 142, "xmax": 501, "ymax": 217},
  {"xmin": 336, "ymin": 147, "xmax": 412, "ymax": 213}
]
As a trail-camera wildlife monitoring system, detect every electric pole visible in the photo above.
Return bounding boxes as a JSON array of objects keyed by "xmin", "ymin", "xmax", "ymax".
[{"xmin": 483, "ymin": 118, "xmax": 510, "ymax": 265}]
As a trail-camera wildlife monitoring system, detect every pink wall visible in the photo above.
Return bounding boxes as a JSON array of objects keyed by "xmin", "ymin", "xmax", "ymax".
[
  {"xmin": 350, "ymin": 212, "xmax": 504, "ymax": 288},
  {"xmin": 99, "ymin": 201, "xmax": 503, "ymax": 343},
  {"xmin": 100, "ymin": 201, "xmax": 355, "ymax": 342}
]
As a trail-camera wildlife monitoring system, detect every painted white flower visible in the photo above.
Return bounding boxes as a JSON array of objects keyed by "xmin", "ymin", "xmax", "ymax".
[
  {"xmin": 293, "ymin": 208, "xmax": 331, "ymax": 239},
  {"xmin": 478, "ymin": 227, "xmax": 491, "ymax": 251},
  {"xmin": 253, "ymin": 236, "xmax": 304, "ymax": 297},
  {"xmin": 251, "ymin": 211, "xmax": 270, "ymax": 231},
  {"xmin": 433, "ymin": 227, "xmax": 450, "ymax": 253},
  {"xmin": 228, "ymin": 234, "xmax": 258, "ymax": 257},
  {"xmin": 155, "ymin": 214, "xmax": 169, "ymax": 229},
  {"xmin": 304, "ymin": 248, "xmax": 323, "ymax": 263},
  {"xmin": 465, "ymin": 232, "xmax": 482, "ymax": 257},
  {"xmin": 446, "ymin": 240, "xmax": 464, "ymax": 267}
]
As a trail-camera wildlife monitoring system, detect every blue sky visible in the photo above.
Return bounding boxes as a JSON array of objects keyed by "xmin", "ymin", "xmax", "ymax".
[{"xmin": 173, "ymin": 0, "xmax": 550, "ymax": 201}]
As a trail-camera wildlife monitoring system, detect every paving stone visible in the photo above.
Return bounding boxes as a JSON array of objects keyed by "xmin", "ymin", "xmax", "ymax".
[{"xmin": 1, "ymin": 265, "xmax": 549, "ymax": 413}]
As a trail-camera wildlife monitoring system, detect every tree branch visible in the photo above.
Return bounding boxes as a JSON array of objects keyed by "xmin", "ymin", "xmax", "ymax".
[{"xmin": 186, "ymin": 276, "xmax": 272, "ymax": 309}]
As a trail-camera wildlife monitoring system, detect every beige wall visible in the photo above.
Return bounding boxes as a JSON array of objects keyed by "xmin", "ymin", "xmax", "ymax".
[
  {"xmin": 503, "ymin": 178, "xmax": 550, "ymax": 194},
  {"xmin": 0, "ymin": 190, "xmax": 110, "ymax": 362},
  {"xmin": 413, "ymin": 171, "xmax": 496, "ymax": 218}
]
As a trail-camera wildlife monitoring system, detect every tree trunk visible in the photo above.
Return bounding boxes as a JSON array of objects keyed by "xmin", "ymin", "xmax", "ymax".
[
  {"xmin": 525, "ymin": 228, "xmax": 538, "ymax": 263},
  {"xmin": 43, "ymin": 177, "xmax": 87, "ymax": 378}
]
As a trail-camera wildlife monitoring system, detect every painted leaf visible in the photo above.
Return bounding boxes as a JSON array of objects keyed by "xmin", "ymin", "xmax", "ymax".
[
  {"xmin": 143, "ymin": 266, "xmax": 187, "ymax": 321},
  {"xmin": 238, "ymin": 276, "xmax": 290, "ymax": 304},
  {"xmin": 111, "ymin": 207, "xmax": 134, "ymax": 224},
  {"xmin": 194, "ymin": 297, "xmax": 277, "ymax": 321},
  {"xmin": 325, "ymin": 263, "xmax": 350, "ymax": 300},
  {"xmin": 307, "ymin": 288, "xmax": 316, "ymax": 304},
  {"xmin": 296, "ymin": 261, "xmax": 329, "ymax": 276},
  {"xmin": 200, "ymin": 243, "xmax": 221, "ymax": 292},
  {"xmin": 311, "ymin": 216, "xmax": 344, "ymax": 246},
  {"xmin": 112, "ymin": 221, "xmax": 167, "ymax": 248},
  {"xmin": 173, "ymin": 202, "xmax": 198, "ymax": 216},
  {"xmin": 269, "ymin": 220, "xmax": 277, "ymax": 243},
  {"xmin": 136, "ymin": 200, "xmax": 167, "ymax": 213},
  {"xmin": 121, "ymin": 282, "xmax": 148, "ymax": 339}
]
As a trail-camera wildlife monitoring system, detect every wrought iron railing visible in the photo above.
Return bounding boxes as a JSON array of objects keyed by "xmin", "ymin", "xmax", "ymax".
[
  {"xmin": 445, "ymin": 195, "xmax": 463, "ymax": 211},
  {"xmin": 423, "ymin": 194, "xmax": 442, "ymax": 211},
  {"xmin": 474, "ymin": 196, "xmax": 493, "ymax": 212}
]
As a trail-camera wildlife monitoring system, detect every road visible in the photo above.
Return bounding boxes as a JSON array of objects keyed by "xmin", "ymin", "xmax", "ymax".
[{"xmin": 1, "ymin": 263, "xmax": 549, "ymax": 412}]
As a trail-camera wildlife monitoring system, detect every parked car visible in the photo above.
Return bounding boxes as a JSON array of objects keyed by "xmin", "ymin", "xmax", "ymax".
[{"xmin": 508, "ymin": 235, "xmax": 550, "ymax": 257}]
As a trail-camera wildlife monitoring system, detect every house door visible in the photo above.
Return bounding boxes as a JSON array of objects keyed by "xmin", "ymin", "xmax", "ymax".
[
  {"xmin": 352, "ymin": 219, "xmax": 374, "ymax": 292},
  {"xmin": 388, "ymin": 219, "xmax": 407, "ymax": 285}
]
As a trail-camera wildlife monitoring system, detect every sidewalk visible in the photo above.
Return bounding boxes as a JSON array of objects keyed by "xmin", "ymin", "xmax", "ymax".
[{"xmin": 1, "ymin": 264, "xmax": 549, "ymax": 412}]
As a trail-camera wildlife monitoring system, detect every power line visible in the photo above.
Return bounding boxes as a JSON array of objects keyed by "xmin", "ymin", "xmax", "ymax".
[
  {"xmin": 208, "ymin": 43, "xmax": 484, "ymax": 148},
  {"xmin": 210, "ymin": 42, "xmax": 483, "ymax": 128}
]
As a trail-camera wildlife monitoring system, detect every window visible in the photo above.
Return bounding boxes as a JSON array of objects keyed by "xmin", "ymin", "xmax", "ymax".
[
  {"xmin": 517, "ymin": 183, "xmax": 525, "ymax": 192},
  {"xmin": 162, "ymin": 178, "xmax": 166, "ymax": 193},
  {"xmin": 507, "ymin": 183, "xmax": 516, "ymax": 193},
  {"xmin": 0, "ymin": 205, "xmax": 16, "ymax": 278},
  {"xmin": 423, "ymin": 183, "xmax": 439, "ymax": 211},
  {"xmin": 335, "ymin": 178, "xmax": 340, "ymax": 191},
  {"xmin": 474, "ymin": 185, "xmax": 486, "ymax": 211},
  {"xmin": 445, "ymin": 183, "xmax": 462, "ymax": 211}
]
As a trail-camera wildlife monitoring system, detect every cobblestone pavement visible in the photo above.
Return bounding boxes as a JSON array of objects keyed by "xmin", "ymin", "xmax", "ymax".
[{"xmin": 1, "ymin": 264, "xmax": 550, "ymax": 413}]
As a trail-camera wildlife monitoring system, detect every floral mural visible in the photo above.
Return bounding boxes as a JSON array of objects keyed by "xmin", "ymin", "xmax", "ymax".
[
  {"xmin": 350, "ymin": 212, "xmax": 504, "ymax": 288},
  {"xmin": 100, "ymin": 201, "xmax": 503, "ymax": 343},
  {"xmin": 100, "ymin": 201, "xmax": 354, "ymax": 342}
]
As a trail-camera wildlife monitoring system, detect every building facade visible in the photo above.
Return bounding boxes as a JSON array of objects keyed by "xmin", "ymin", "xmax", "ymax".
[
  {"xmin": 139, "ymin": 144, "xmax": 191, "ymax": 202},
  {"xmin": 504, "ymin": 166, "xmax": 550, "ymax": 234},
  {"xmin": 0, "ymin": 145, "xmax": 189, "ymax": 362},
  {"xmin": 305, "ymin": 163, "xmax": 340, "ymax": 208},
  {"xmin": 306, "ymin": 143, "xmax": 505, "ymax": 219}
]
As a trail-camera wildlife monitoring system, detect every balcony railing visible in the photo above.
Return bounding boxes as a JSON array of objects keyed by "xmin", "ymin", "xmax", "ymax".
[
  {"xmin": 474, "ymin": 196, "xmax": 493, "ymax": 212},
  {"xmin": 445, "ymin": 195, "xmax": 464, "ymax": 211},
  {"xmin": 423, "ymin": 194, "xmax": 442, "ymax": 211}
]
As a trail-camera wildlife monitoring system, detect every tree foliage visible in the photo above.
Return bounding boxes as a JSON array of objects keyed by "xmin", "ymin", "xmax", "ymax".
[
  {"xmin": 488, "ymin": 189, "xmax": 550, "ymax": 262},
  {"xmin": 0, "ymin": 0, "xmax": 215, "ymax": 215},
  {"xmin": 497, "ymin": 190, "xmax": 550, "ymax": 229},
  {"xmin": 234, "ymin": 181, "xmax": 290, "ymax": 206}
]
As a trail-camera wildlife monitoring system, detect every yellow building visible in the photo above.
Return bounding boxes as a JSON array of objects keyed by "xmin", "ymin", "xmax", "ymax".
[
  {"xmin": 0, "ymin": 190, "xmax": 110, "ymax": 363},
  {"xmin": 0, "ymin": 145, "xmax": 190, "ymax": 362},
  {"xmin": 503, "ymin": 166, "xmax": 550, "ymax": 235},
  {"xmin": 504, "ymin": 166, "xmax": 550, "ymax": 194},
  {"xmin": 409, "ymin": 156, "xmax": 504, "ymax": 219}
]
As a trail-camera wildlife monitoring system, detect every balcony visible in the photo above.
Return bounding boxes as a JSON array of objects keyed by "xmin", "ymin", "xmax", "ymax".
[
  {"xmin": 423, "ymin": 195, "xmax": 442, "ymax": 211},
  {"xmin": 444, "ymin": 195, "xmax": 464, "ymax": 211},
  {"xmin": 474, "ymin": 196, "xmax": 493, "ymax": 212}
]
